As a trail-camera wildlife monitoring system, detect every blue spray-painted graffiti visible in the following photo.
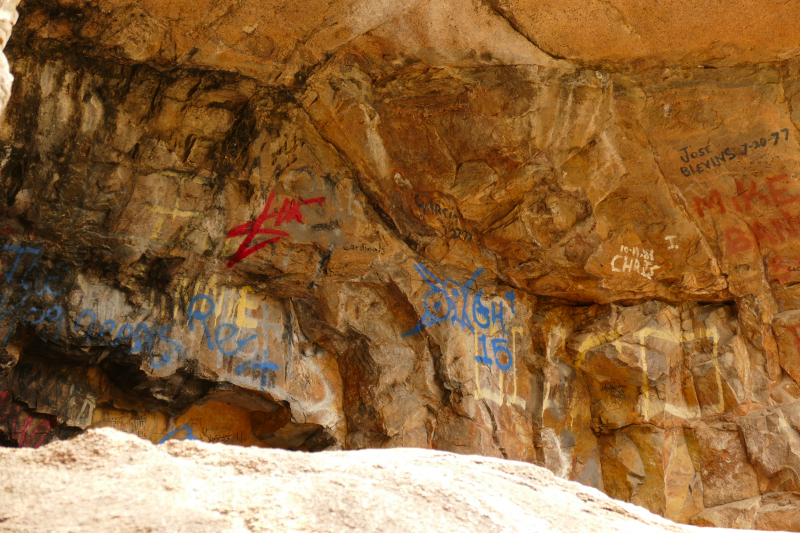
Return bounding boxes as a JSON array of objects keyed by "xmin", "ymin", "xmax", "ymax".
[
  {"xmin": 187, "ymin": 294, "xmax": 279, "ymax": 387},
  {"xmin": 2, "ymin": 245, "xmax": 69, "ymax": 295},
  {"xmin": 404, "ymin": 263, "xmax": 483, "ymax": 336},
  {"xmin": 157, "ymin": 424, "xmax": 200, "ymax": 444},
  {"xmin": 0, "ymin": 243, "xmax": 187, "ymax": 368},
  {"xmin": 405, "ymin": 263, "xmax": 516, "ymax": 370},
  {"xmin": 188, "ymin": 295, "xmax": 258, "ymax": 356},
  {"xmin": 0, "ymin": 242, "xmax": 281, "ymax": 376},
  {"xmin": 236, "ymin": 353, "xmax": 279, "ymax": 390},
  {"xmin": 236, "ymin": 357, "xmax": 279, "ymax": 374},
  {"xmin": 72, "ymin": 293, "xmax": 282, "ymax": 372},
  {"xmin": 72, "ymin": 309, "xmax": 183, "ymax": 369},
  {"xmin": 504, "ymin": 291, "xmax": 515, "ymax": 313},
  {"xmin": 0, "ymin": 245, "xmax": 69, "ymax": 344}
]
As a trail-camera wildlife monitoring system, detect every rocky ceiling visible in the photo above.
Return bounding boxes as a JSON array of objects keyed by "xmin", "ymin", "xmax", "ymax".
[{"xmin": 3, "ymin": 0, "xmax": 800, "ymax": 529}]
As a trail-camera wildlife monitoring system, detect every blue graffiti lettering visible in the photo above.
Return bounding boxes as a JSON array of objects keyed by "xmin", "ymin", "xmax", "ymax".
[
  {"xmin": 19, "ymin": 254, "xmax": 41, "ymax": 294},
  {"xmin": 157, "ymin": 424, "xmax": 200, "ymax": 444},
  {"xmin": 235, "ymin": 353, "xmax": 279, "ymax": 374},
  {"xmin": 404, "ymin": 263, "xmax": 483, "ymax": 336},
  {"xmin": 115, "ymin": 323, "xmax": 133, "ymax": 345},
  {"xmin": 44, "ymin": 263, "xmax": 70, "ymax": 296},
  {"xmin": 74, "ymin": 309, "xmax": 96, "ymax": 337},
  {"xmin": 24, "ymin": 306, "xmax": 45, "ymax": 325},
  {"xmin": 131, "ymin": 323, "xmax": 154, "ymax": 354},
  {"xmin": 492, "ymin": 301, "xmax": 506, "ymax": 334},
  {"xmin": 214, "ymin": 322, "xmax": 257, "ymax": 357},
  {"xmin": 236, "ymin": 347, "xmax": 279, "ymax": 391},
  {"xmin": 0, "ymin": 245, "xmax": 70, "ymax": 297},
  {"xmin": 2, "ymin": 245, "xmax": 39, "ymax": 285},
  {"xmin": 472, "ymin": 290, "xmax": 490, "ymax": 329},
  {"xmin": 505, "ymin": 290, "xmax": 515, "ymax": 313},
  {"xmin": 188, "ymin": 295, "xmax": 215, "ymax": 351},
  {"xmin": 406, "ymin": 263, "xmax": 519, "ymax": 372},
  {"xmin": 45, "ymin": 306, "xmax": 63, "ymax": 340},
  {"xmin": 72, "ymin": 308, "xmax": 183, "ymax": 369},
  {"xmin": 0, "ymin": 240, "xmax": 280, "ymax": 374},
  {"xmin": 99, "ymin": 319, "xmax": 116, "ymax": 345},
  {"xmin": 476, "ymin": 334, "xmax": 492, "ymax": 365},
  {"xmin": 491, "ymin": 338, "xmax": 512, "ymax": 370},
  {"xmin": 154, "ymin": 324, "xmax": 182, "ymax": 368}
]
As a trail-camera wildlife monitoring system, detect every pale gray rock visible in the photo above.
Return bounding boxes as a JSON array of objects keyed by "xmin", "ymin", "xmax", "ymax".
[
  {"xmin": 0, "ymin": 427, "xmax": 758, "ymax": 533},
  {"xmin": 0, "ymin": 0, "xmax": 17, "ymax": 116}
]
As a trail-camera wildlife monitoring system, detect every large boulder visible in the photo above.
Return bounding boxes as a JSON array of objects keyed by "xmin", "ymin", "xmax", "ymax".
[{"xmin": 0, "ymin": 427, "xmax": 747, "ymax": 533}]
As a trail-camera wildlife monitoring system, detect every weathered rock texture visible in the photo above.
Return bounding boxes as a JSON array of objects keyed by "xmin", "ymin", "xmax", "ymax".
[
  {"xmin": 3, "ymin": 0, "xmax": 800, "ymax": 529},
  {"xmin": 0, "ymin": 427, "xmax": 746, "ymax": 533}
]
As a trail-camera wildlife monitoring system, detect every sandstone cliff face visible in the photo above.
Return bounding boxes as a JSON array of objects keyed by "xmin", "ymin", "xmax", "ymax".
[{"xmin": 2, "ymin": 0, "xmax": 800, "ymax": 529}]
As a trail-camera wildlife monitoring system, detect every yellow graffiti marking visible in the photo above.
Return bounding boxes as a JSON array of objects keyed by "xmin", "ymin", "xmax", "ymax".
[
  {"xmin": 146, "ymin": 203, "xmax": 204, "ymax": 220},
  {"xmin": 146, "ymin": 177, "xmax": 205, "ymax": 243},
  {"xmin": 630, "ymin": 326, "xmax": 722, "ymax": 419},
  {"xmin": 636, "ymin": 330, "xmax": 651, "ymax": 419},
  {"xmin": 510, "ymin": 326, "xmax": 524, "ymax": 404},
  {"xmin": 177, "ymin": 224, "xmax": 210, "ymax": 252},
  {"xmin": 578, "ymin": 325, "xmax": 721, "ymax": 419},
  {"xmin": 542, "ymin": 326, "xmax": 567, "ymax": 420},
  {"xmin": 493, "ymin": 322, "xmax": 504, "ymax": 394},
  {"xmin": 235, "ymin": 286, "xmax": 259, "ymax": 329},
  {"xmin": 687, "ymin": 327, "xmax": 723, "ymax": 414},
  {"xmin": 663, "ymin": 402, "xmax": 698, "ymax": 419},
  {"xmin": 575, "ymin": 329, "xmax": 622, "ymax": 367}
]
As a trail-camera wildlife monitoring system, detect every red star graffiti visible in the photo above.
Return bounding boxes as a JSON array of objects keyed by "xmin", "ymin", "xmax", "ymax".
[{"xmin": 226, "ymin": 189, "xmax": 326, "ymax": 268}]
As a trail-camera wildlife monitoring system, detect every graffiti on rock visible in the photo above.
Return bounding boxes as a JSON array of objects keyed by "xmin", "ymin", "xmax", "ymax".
[
  {"xmin": 404, "ymin": 262, "xmax": 526, "ymax": 406},
  {"xmin": 146, "ymin": 175, "xmax": 207, "ymax": 245},
  {"xmin": 677, "ymin": 129, "xmax": 791, "ymax": 176},
  {"xmin": 693, "ymin": 174, "xmax": 800, "ymax": 219},
  {"xmin": 0, "ymin": 241, "xmax": 283, "ymax": 378},
  {"xmin": 691, "ymin": 174, "xmax": 800, "ymax": 281},
  {"xmin": 740, "ymin": 129, "xmax": 791, "ymax": 156},
  {"xmin": 575, "ymin": 325, "xmax": 722, "ymax": 420},
  {"xmin": 413, "ymin": 194, "xmax": 474, "ymax": 242},
  {"xmin": 73, "ymin": 308, "xmax": 184, "ymax": 370},
  {"xmin": 0, "ymin": 244, "xmax": 70, "ymax": 343},
  {"xmin": 678, "ymin": 145, "xmax": 736, "ymax": 177},
  {"xmin": 404, "ymin": 263, "xmax": 515, "ymax": 338},
  {"xmin": 226, "ymin": 189, "xmax": 326, "ymax": 268},
  {"xmin": 405, "ymin": 262, "xmax": 520, "ymax": 373},
  {"xmin": 474, "ymin": 325, "xmax": 527, "ymax": 409},
  {"xmin": 343, "ymin": 242, "xmax": 385, "ymax": 254},
  {"xmin": 74, "ymin": 289, "xmax": 283, "ymax": 377},
  {"xmin": 609, "ymin": 244, "xmax": 661, "ymax": 280},
  {"xmin": 157, "ymin": 423, "xmax": 200, "ymax": 444},
  {"xmin": 0, "ymin": 391, "xmax": 54, "ymax": 448}
]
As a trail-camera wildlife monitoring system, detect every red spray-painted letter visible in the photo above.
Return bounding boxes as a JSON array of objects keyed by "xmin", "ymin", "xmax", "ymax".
[{"xmin": 226, "ymin": 190, "xmax": 325, "ymax": 268}]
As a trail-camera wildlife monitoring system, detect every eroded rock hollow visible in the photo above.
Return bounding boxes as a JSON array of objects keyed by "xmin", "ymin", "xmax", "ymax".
[{"xmin": 3, "ymin": 0, "xmax": 800, "ymax": 529}]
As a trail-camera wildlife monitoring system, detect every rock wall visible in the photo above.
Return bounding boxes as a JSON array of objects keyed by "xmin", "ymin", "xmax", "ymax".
[{"xmin": 2, "ymin": 0, "xmax": 800, "ymax": 529}]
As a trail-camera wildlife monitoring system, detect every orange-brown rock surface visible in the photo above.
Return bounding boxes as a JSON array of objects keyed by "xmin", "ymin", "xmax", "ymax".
[{"xmin": 3, "ymin": 0, "xmax": 800, "ymax": 529}]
